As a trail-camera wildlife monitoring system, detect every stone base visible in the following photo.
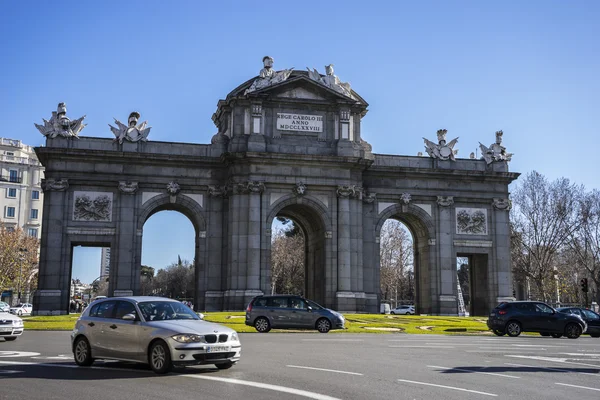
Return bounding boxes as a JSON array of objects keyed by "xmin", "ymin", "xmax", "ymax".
[
  {"xmin": 204, "ymin": 291, "xmax": 224, "ymax": 311},
  {"xmin": 335, "ymin": 291, "xmax": 370, "ymax": 312},
  {"xmin": 438, "ymin": 295, "xmax": 458, "ymax": 316},
  {"xmin": 223, "ymin": 289, "xmax": 263, "ymax": 311},
  {"xmin": 32, "ymin": 290, "xmax": 65, "ymax": 316}
]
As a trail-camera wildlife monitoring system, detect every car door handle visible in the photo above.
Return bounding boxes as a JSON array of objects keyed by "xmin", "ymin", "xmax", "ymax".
[
  {"xmin": 87, "ymin": 322, "xmax": 95, "ymax": 327},
  {"xmin": 109, "ymin": 324, "xmax": 118, "ymax": 329}
]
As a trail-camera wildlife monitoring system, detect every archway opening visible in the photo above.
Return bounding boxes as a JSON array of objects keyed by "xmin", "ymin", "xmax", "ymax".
[
  {"xmin": 379, "ymin": 219, "xmax": 414, "ymax": 310},
  {"xmin": 142, "ymin": 210, "xmax": 196, "ymax": 305},
  {"xmin": 71, "ymin": 245, "xmax": 108, "ymax": 312},
  {"xmin": 269, "ymin": 203, "xmax": 327, "ymax": 306}
]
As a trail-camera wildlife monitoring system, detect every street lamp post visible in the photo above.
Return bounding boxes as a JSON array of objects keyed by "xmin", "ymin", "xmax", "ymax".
[{"xmin": 17, "ymin": 248, "xmax": 27, "ymax": 304}]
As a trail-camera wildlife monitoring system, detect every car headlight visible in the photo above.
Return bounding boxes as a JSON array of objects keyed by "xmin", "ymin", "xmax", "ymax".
[
  {"xmin": 171, "ymin": 334, "xmax": 206, "ymax": 343},
  {"xmin": 13, "ymin": 320, "xmax": 23, "ymax": 326},
  {"xmin": 231, "ymin": 332, "xmax": 239, "ymax": 341}
]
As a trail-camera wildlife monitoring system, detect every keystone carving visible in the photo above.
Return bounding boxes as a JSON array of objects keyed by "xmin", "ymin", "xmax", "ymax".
[
  {"xmin": 118, "ymin": 181, "xmax": 138, "ymax": 195},
  {"xmin": 437, "ymin": 196, "xmax": 454, "ymax": 207},
  {"xmin": 293, "ymin": 182, "xmax": 307, "ymax": 196},
  {"xmin": 166, "ymin": 181, "xmax": 181, "ymax": 196},
  {"xmin": 42, "ymin": 178, "xmax": 69, "ymax": 192},
  {"xmin": 400, "ymin": 193, "xmax": 411, "ymax": 205}
]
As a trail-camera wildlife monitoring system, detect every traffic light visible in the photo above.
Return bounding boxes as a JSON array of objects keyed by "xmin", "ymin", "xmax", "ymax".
[{"xmin": 580, "ymin": 278, "xmax": 588, "ymax": 293}]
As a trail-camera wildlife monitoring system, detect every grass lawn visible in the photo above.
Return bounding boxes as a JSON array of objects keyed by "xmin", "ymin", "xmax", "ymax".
[{"xmin": 22, "ymin": 313, "xmax": 491, "ymax": 335}]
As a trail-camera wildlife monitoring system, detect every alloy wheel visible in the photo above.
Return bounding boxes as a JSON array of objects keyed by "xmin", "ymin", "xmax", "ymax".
[
  {"xmin": 316, "ymin": 318, "xmax": 331, "ymax": 333},
  {"xmin": 506, "ymin": 321, "xmax": 521, "ymax": 337},
  {"xmin": 565, "ymin": 323, "xmax": 582, "ymax": 339}
]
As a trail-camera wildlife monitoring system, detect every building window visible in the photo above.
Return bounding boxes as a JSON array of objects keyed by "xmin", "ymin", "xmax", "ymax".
[
  {"xmin": 9, "ymin": 170, "xmax": 19, "ymax": 183},
  {"xmin": 6, "ymin": 152, "xmax": 14, "ymax": 156},
  {"xmin": 31, "ymin": 209, "xmax": 38, "ymax": 219},
  {"xmin": 28, "ymin": 228, "xmax": 38, "ymax": 237},
  {"xmin": 6, "ymin": 207, "xmax": 15, "ymax": 218},
  {"xmin": 6, "ymin": 226, "xmax": 15, "ymax": 232},
  {"xmin": 7, "ymin": 188, "xmax": 17, "ymax": 198},
  {"xmin": 32, "ymin": 190, "xmax": 40, "ymax": 200}
]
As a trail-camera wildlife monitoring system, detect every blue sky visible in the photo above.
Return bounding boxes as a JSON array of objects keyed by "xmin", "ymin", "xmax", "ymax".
[{"xmin": 2, "ymin": 1, "xmax": 598, "ymax": 283}]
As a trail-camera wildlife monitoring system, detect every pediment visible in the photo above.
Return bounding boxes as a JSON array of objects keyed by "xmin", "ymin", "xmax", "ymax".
[{"xmin": 227, "ymin": 71, "xmax": 368, "ymax": 106}]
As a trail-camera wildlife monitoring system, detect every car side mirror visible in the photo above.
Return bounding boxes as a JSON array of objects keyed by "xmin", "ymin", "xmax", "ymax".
[
  {"xmin": 122, "ymin": 313, "xmax": 136, "ymax": 321},
  {"xmin": 196, "ymin": 312, "xmax": 204, "ymax": 320},
  {"xmin": 307, "ymin": 306, "xmax": 313, "ymax": 312}
]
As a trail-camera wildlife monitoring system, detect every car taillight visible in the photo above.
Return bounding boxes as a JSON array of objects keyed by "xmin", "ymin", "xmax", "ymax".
[
  {"xmin": 498, "ymin": 310, "xmax": 507, "ymax": 315},
  {"xmin": 246, "ymin": 303, "xmax": 252, "ymax": 312}
]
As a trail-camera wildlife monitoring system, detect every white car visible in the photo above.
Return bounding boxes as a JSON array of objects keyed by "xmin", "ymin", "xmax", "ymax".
[
  {"xmin": 0, "ymin": 310, "xmax": 24, "ymax": 341},
  {"xmin": 0, "ymin": 301, "xmax": 10, "ymax": 312},
  {"xmin": 9, "ymin": 303, "xmax": 33, "ymax": 316},
  {"xmin": 391, "ymin": 305, "xmax": 415, "ymax": 315}
]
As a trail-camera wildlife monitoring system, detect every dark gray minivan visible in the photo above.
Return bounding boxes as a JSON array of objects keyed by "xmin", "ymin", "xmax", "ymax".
[{"xmin": 245, "ymin": 295, "xmax": 345, "ymax": 333}]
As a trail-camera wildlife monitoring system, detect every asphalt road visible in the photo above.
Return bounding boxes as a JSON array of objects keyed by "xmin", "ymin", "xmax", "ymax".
[{"xmin": 1, "ymin": 332, "xmax": 600, "ymax": 400}]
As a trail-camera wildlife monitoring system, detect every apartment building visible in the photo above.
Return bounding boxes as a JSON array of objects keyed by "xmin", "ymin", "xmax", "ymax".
[{"xmin": 0, "ymin": 137, "xmax": 44, "ymax": 237}]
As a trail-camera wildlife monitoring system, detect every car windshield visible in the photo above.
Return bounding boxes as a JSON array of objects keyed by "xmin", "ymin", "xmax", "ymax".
[
  {"xmin": 138, "ymin": 301, "xmax": 199, "ymax": 321},
  {"xmin": 306, "ymin": 299, "xmax": 324, "ymax": 310}
]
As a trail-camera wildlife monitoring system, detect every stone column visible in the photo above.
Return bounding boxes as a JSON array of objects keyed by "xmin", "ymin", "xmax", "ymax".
[
  {"xmin": 493, "ymin": 198, "xmax": 513, "ymax": 304},
  {"xmin": 436, "ymin": 196, "xmax": 457, "ymax": 315},
  {"xmin": 34, "ymin": 178, "xmax": 70, "ymax": 315},
  {"xmin": 113, "ymin": 181, "xmax": 139, "ymax": 297},
  {"xmin": 246, "ymin": 181, "xmax": 264, "ymax": 290},
  {"xmin": 336, "ymin": 186, "xmax": 353, "ymax": 292},
  {"xmin": 205, "ymin": 185, "xmax": 227, "ymax": 311}
]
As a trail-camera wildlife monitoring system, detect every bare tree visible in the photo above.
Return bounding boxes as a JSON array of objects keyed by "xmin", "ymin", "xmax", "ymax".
[
  {"xmin": 379, "ymin": 219, "xmax": 413, "ymax": 306},
  {"xmin": 511, "ymin": 171, "xmax": 584, "ymax": 301},
  {"xmin": 270, "ymin": 227, "xmax": 305, "ymax": 295},
  {"xmin": 566, "ymin": 189, "xmax": 600, "ymax": 303}
]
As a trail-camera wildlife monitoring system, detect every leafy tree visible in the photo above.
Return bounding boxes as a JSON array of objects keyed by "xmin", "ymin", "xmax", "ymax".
[{"xmin": 0, "ymin": 225, "xmax": 40, "ymax": 297}]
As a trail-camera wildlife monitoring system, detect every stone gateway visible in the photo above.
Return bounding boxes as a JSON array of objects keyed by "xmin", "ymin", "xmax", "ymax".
[{"xmin": 33, "ymin": 58, "xmax": 519, "ymax": 316}]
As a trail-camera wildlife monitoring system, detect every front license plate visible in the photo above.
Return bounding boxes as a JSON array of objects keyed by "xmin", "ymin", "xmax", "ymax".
[
  {"xmin": 490, "ymin": 312, "xmax": 495, "ymax": 317},
  {"xmin": 0, "ymin": 327, "xmax": 13, "ymax": 332},
  {"xmin": 207, "ymin": 346, "xmax": 230, "ymax": 353}
]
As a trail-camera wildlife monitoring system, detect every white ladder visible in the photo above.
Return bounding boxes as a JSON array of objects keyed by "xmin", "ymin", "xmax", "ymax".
[{"xmin": 457, "ymin": 274, "xmax": 467, "ymax": 316}]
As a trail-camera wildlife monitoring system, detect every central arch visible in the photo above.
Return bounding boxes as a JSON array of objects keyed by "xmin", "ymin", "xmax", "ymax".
[
  {"xmin": 375, "ymin": 204, "xmax": 435, "ymax": 314},
  {"xmin": 265, "ymin": 196, "xmax": 332, "ymax": 307},
  {"xmin": 136, "ymin": 194, "xmax": 207, "ymax": 310}
]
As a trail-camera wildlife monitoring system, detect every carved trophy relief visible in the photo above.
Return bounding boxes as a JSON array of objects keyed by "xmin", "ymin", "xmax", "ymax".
[
  {"xmin": 73, "ymin": 192, "xmax": 113, "ymax": 222},
  {"xmin": 244, "ymin": 56, "xmax": 294, "ymax": 95},
  {"xmin": 423, "ymin": 129, "xmax": 459, "ymax": 161},
  {"xmin": 456, "ymin": 208, "xmax": 488, "ymax": 235},
  {"xmin": 306, "ymin": 64, "xmax": 354, "ymax": 99},
  {"xmin": 479, "ymin": 130, "xmax": 513, "ymax": 165},
  {"xmin": 109, "ymin": 112, "xmax": 151, "ymax": 144}
]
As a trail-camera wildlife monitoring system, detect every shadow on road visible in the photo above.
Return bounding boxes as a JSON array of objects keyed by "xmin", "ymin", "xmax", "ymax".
[{"xmin": 435, "ymin": 365, "xmax": 600, "ymax": 374}]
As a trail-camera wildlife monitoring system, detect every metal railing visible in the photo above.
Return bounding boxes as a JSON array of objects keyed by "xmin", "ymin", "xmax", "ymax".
[{"xmin": 0, "ymin": 175, "xmax": 22, "ymax": 183}]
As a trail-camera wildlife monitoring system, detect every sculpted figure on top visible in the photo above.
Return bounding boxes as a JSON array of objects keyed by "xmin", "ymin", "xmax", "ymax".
[
  {"xmin": 35, "ymin": 102, "xmax": 87, "ymax": 139},
  {"xmin": 244, "ymin": 56, "xmax": 294, "ymax": 95},
  {"xmin": 423, "ymin": 129, "xmax": 459, "ymax": 161},
  {"xmin": 109, "ymin": 112, "xmax": 152, "ymax": 144},
  {"xmin": 307, "ymin": 64, "xmax": 354, "ymax": 99},
  {"xmin": 479, "ymin": 130, "xmax": 513, "ymax": 165}
]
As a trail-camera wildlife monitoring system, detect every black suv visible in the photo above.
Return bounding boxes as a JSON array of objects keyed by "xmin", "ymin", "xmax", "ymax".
[{"xmin": 487, "ymin": 301, "xmax": 587, "ymax": 339}]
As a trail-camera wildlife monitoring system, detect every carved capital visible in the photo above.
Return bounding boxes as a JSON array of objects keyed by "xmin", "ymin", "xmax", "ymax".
[
  {"xmin": 42, "ymin": 178, "xmax": 69, "ymax": 192},
  {"xmin": 208, "ymin": 185, "xmax": 227, "ymax": 197},
  {"xmin": 437, "ymin": 196, "xmax": 454, "ymax": 207},
  {"xmin": 251, "ymin": 103, "xmax": 262, "ymax": 116},
  {"xmin": 236, "ymin": 181, "xmax": 264, "ymax": 194},
  {"xmin": 337, "ymin": 185, "xmax": 356, "ymax": 198},
  {"xmin": 166, "ymin": 181, "xmax": 181, "ymax": 196},
  {"xmin": 293, "ymin": 182, "xmax": 307, "ymax": 196},
  {"xmin": 400, "ymin": 193, "xmax": 411, "ymax": 205},
  {"xmin": 492, "ymin": 198, "xmax": 512, "ymax": 210},
  {"xmin": 363, "ymin": 192, "xmax": 377, "ymax": 204},
  {"xmin": 118, "ymin": 181, "xmax": 138, "ymax": 195}
]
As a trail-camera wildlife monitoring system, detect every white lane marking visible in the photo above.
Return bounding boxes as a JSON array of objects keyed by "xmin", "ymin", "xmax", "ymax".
[
  {"xmin": 32, "ymin": 355, "xmax": 72, "ymax": 360},
  {"xmin": 0, "ymin": 351, "xmax": 40, "ymax": 358},
  {"xmin": 555, "ymin": 383, "xmax": 600, "ymax": 392},
  {"xmin": 183, "ymin": 374, "xmax": 343, "ymax": 400},
  {"xmin": 466, "ymin": 350, "xmax": 546, "ymax": 353},
  {"xmin": 560, "ymin": 353, "xmax": 600, "ymax": 357},
  {"xmin": 0, "ymin": 370, "xmax": 23, "ymax": 374},
  {"xmin": 505, "ymin": 362, "xmax": 600, "ymax": 377},
  {"xmin": 0, "ymin": 361, "xmax": 343, "ymax": 400},
  {"xmin": 506, "ymin": 355, "xmax": 600, "ymax": 368},
  {"xmin": 300, "ymin": 339, "xmax": 363, "ymax": 342},
  {"xmin": 286, "ymin": 365, "xmax": 363, "ymax": 376},
  {"xmin": 513, "ymin": 344, "xmax": 559, "ymax": 347},
  {"xmin": 427, "ymin": 365, "xmax": 520, "ymax": 379},
  {"xmin": 389, "ymin": 346, "xmax": 454, "ymax": 349},
  {"xmin": 397, "ymin": 379, "xmax": 497, "ymax": 397}
]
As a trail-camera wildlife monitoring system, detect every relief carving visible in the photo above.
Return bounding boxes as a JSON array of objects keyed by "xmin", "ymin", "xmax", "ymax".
[
  {"xmin": 293, "ymin": 182, "xmax": 307, "ymax": 196},
  {"xmin": 42, "ymin": 178, "xmax": 69, "ymax": 192},
  {"xmin": 492, "ymin": 198, "xmax": 512, "ymax": 210},
  {"xmin": 166, "ymin": 182, "xmax": 181, "ymax": 196},
  {"xmin": 118, "ymin": 181, "xmax": 138, "ymax": 195},
  {"xmin": 437, "ymin": 196, "xmax": 454, "ymax": 207},
  {"xmin": 35, "ymin": 103, "xmax": 86, "ymax": 139}
]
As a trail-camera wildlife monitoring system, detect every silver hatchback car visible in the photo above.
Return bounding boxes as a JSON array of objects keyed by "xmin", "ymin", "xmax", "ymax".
[{"xmin": 71, "ymin": 296, "xmax": 241, "ymax": 374}]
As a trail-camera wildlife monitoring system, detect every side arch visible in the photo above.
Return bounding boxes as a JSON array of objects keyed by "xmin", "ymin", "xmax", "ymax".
[
  {"xmin": 374, "ymin": 203, "xmax": 434, "ymax": 240},
  {"xmin": 266, "ymin": 194, "xmax": 333, "ymax": 232},
  {"xmin": 137, "ymin": 194, "xmax": 206, "ymax": 232}
]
